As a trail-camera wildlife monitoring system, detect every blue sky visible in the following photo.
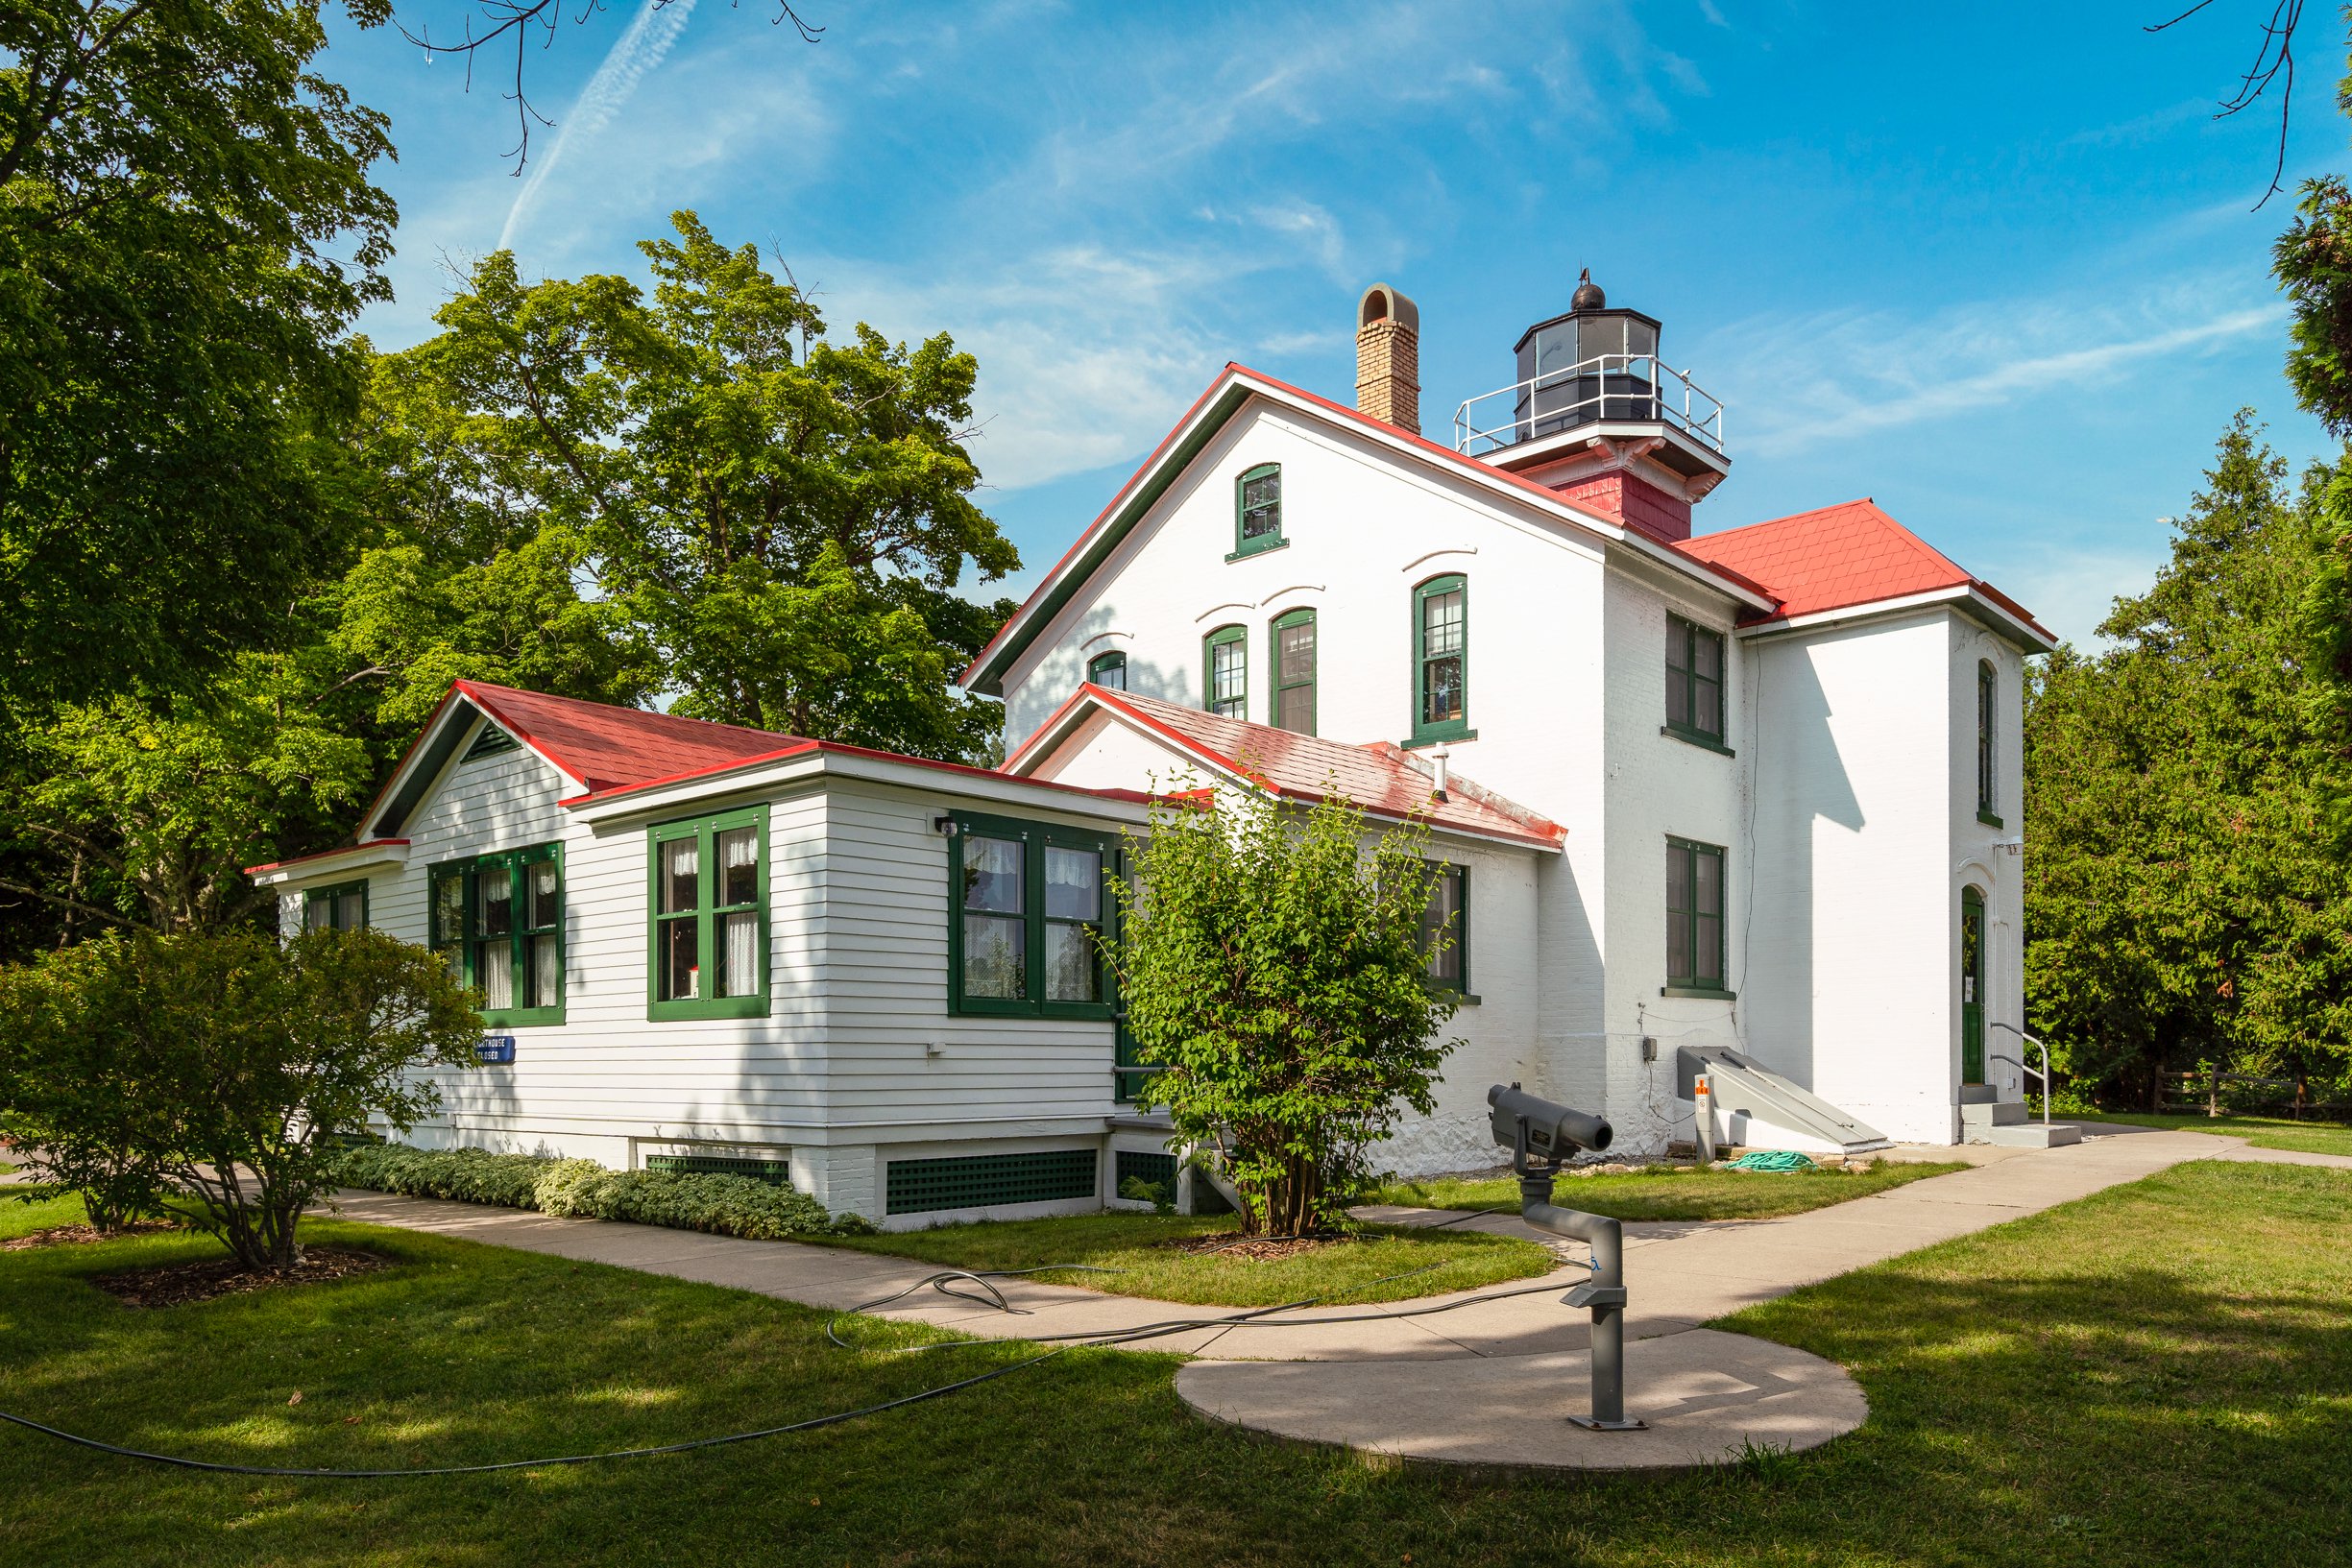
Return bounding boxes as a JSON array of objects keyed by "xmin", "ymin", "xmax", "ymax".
[{"xmin": 334, "ymin": 1, "xmax": 2348, "ymax": 644}]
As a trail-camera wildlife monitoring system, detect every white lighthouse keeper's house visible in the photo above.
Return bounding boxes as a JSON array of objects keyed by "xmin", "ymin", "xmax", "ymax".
[
  {"xmin": 965, "ymin": 273, "xmax": 2061, "ymax": 1158},
  {"xmin": 252, "ymin": 273, "xmax": 2063, "ymax": 1232}
]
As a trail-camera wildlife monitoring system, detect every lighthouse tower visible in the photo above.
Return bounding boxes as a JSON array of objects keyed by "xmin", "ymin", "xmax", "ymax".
[{"xmin": 1450, "ymin": 270, "xmax": 1730, "ymax": 543}]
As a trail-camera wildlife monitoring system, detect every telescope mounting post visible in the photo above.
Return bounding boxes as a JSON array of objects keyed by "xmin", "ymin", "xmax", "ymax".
[{"xmin": 1511, "ymin": 1113, "xmax": 1647, "ymax": 1433}]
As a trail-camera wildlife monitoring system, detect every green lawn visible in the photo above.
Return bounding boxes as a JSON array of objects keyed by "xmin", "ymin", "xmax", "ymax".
[
  {"xmin": 1361, "ymin": 1157, "xmax": 1968, "ymax": 1222},
  {"xmin": 3, "ymin": 1160, "xmax": 2348, "ymax": 1565},
  {"xmin": 2073, "ymin": 1110, "xmax": 2352, "ymax": 1158},
  {"xmin": 812, "ymin": 1211, "xmax": 1555, "ymax": 1306}
]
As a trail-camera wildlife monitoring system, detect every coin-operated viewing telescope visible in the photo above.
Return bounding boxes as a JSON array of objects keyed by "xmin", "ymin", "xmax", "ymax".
[{"xmin": 1486, "ymin": 1082, "xmax": 1645, "ymax": 1432}]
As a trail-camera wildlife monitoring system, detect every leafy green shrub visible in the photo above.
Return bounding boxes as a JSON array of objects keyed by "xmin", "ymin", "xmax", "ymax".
[
  {"xmin": 0, "ymin": 928, "xmax": 479, "ymax": 1268},
  {"xmin": 328, "ymin": 1143, "xmax": 871, "ymax": 1239},
  {"xmin": 1118, "ymin": 1175, "xmax": 1176, "ymax": 1216}
]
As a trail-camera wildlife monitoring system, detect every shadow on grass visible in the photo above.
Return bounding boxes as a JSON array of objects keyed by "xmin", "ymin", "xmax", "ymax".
[{"xmin": 0, "ymin": 1163, "xmax": 2345, "ymax": 1566}]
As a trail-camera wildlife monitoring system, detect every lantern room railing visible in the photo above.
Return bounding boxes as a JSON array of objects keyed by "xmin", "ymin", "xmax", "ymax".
[{"xmin": 1451, "ymin": 353, "xmax": 1726, "ymax": 459}]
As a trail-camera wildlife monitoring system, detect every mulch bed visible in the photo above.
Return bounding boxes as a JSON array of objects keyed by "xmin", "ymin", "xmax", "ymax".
[
  {"xmin": 88, "ymin": 1246, "xmax": 390, "ymax": 1308},
  {"xmin": 3, "ymin": 1220, "xmax": 183, "ymax": 1251},
  {"xmin": 1154, "ymin": 1232, "xmax": 1356, "ymax": 1263}
]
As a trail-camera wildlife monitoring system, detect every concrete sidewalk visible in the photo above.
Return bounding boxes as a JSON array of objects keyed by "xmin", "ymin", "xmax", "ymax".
[{"xmin": 317, "ymin": 1122, "xmax": 2305, "ymax": 1468}]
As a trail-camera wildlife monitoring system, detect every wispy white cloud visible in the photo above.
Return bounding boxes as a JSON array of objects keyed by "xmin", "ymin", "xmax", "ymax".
[
  {"xmin": 499, "ymin": 0, "xmax": 703, "ymax": 253},
  {"xmin": 1709, "ymin": 288, "xmax": 2286, "ymax": 456}
]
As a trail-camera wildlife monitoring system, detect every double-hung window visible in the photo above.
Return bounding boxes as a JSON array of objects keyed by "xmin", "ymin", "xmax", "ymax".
[
  {"xmin": 1087, "ymin": 649, "xmax": 1128, "ymax": 690},
  {"xmin": 1233, "ymin": 462, "xmax": 1283, "ymax": 557},
  {"xmin": 1418, "ymin": 860, "xmax": 1470, "ymax": 995},
  {"xmin": 1272, "ymin": 608, "xmax": 1317, "ymax": 734},
  {"xmin": 1976, "ymin": 661, "xmax": 2000, "ymax": 826},
  {"xmin": 430, "ymin": 846, "xmax": 564, "ymax": 1025},
  {"xmin": 1664, "ymin": 836, "xmax": 1729, "ymax": 996},
  {"xmin": 1204, "ymin": 625, "xmax": 1247, "ymax": 718},
  {"xmin": 1665, "ymin": 615, "xmax": 1727, "ymax": 749},
  {"xmin": 648, "ymin": 807, "xmax": 768, "ymax": 1020},
  {"xmin": 303, "ymin": 880, "xmax": 368, "ymax": 933},
  {"xmin": 949, "ymin": 811, "xmax": 1117, "ymax": 1019},
  {"xmin": 1412, "ymin": 574, "xmax": 1471, "ymax": 745}
]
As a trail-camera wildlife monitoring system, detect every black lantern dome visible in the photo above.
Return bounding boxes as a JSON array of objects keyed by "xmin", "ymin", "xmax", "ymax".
[{"xmin": 1509, "ymin": 271, "xmax": 1663, "ymax": 444}]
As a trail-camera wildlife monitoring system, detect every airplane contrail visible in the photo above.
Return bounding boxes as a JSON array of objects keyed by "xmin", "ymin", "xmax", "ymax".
[{"xmin": 498, "ymin": 0, "xmax": 700, "ymax": 253}]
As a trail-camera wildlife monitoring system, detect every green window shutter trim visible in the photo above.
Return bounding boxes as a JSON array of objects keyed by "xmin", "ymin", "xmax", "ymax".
[
  {"xmin": 1203, "ymin": 623, "xmax": 1248, "ymax": 717},
  {"xmin": 427, "ymin": 843, "xmax": 565, "ymax": 1027},
  {"xmin": 645, "ymin": 804, "xmax": 770, "ymax": 1022},
  {"xmin": 1410, "ymin": 573, "xmax": 1473, "ymax": 746},
  {"xmin": 1231, "ymin": 461, "xmax": 1284, "ymax": 557},
  {"xmin": 947, "ymin": 809, "xmax": 1119, "ymax": 1022}
]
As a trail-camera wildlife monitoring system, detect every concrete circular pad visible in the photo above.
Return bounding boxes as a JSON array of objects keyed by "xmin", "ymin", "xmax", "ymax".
[{"xmin": 1176, "ymin": 1329, "xmax": 1865, "ymax": 1471}]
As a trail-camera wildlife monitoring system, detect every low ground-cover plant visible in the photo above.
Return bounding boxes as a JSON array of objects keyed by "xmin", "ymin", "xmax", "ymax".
[{"xmin": 330, "ymin": 1143, "xmax": 874, "ymax": 1240}]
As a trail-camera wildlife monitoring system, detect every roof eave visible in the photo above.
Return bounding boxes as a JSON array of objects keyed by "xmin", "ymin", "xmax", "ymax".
[
  {"xmin": 1733, "ymin": 583, "xmax": 2058, "ymax": 651},
  {"xmin": 246, "ymin": 839, "xmax": 412, "ymax": 887}
]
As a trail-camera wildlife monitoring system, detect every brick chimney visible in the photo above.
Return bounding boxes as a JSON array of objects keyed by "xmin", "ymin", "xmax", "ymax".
[{"xmin": 1355, "ymin": 282, "xmax": 1420, "ymax": 435}]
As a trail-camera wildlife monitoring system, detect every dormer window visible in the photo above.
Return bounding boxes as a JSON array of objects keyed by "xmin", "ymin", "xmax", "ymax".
[
  {"xmin": 1232, "ymin": 463, "xmax": 1284, "ymax": 558},
  {"xmin": 1087, "ymin": 650, "xmax": 1128, "ymax": 690}
]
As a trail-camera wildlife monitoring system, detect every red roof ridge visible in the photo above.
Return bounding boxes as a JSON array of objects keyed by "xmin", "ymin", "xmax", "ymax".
[{"xmin": 1019, "ymin": 684, "xmax": 1565, "ymax": 849}]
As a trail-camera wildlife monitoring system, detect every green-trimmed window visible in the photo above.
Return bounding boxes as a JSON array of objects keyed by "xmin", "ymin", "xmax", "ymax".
[
  {"xmin": 1233, "ymin": 462, "xmax": 1283, "ymax": 557},
  {"xmin": 430, "ymin": 846, "xmax": 564, "ymax": 1026},
  {"xmin": 1087, "ymin": 649, "xmax": 1128, "ymax": 690},
  {"xmin": 1412, "ymin": 574, "xmax": 1471, "ymax": 745},
  {"xmin": 1204, "ymin": 624, "xmax": 1247, "ymax": 718},
  {"xmin": 949, "ymin": 811, "xmax": 1117, "ymax": 1019},
  {"xmin": 648, "ymin": 807, "xmax": 768, "ymax": 1021},
  {"xmin": 1976, "ymin": 661, "xmax": 2000, "ymax": 824},
  {"xmin": 1665, "ymin": 615, "xmax": 1725, "ymax": 745},
  {"xmin": 303, "ymin": 880, "xmax": 368, "ymax": 933},
  {"xmin": 1665, "ymin": 836, "xmax": 1728, "ymax": 995},
  {"xmin": 1418, "ymin": 860, "xmax": 1469, "ymax": 993},
  {"xmin": 1272, "ymin": 608, "xmax": 1317, "ymax": 735}
]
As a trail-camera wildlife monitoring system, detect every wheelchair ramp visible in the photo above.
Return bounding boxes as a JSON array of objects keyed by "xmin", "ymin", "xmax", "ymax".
[{"xmin": 1677, "ymin": 1046, "xmax": 1892, "ymax": 1155}]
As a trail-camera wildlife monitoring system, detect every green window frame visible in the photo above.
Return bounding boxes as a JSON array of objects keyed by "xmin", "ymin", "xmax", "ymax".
[
  {"xmin": 1976, "ymin": 661, "xmax": 2002, "ymax": 826},
  {"xmin": 303, "ymin": 880, "xmax": 369, "ymax": 933},
  {"xmin": 647, "ymin": 806, "xmax": 769, "ymax": 1022},
  {"xmin": 948, "ymin": 810, "xmax": 1118, "ymax": 1021},
  {"xmin": 1204, "ymin": 624, "xmax": 1248, "ymax": 718},
  {"xmin": 1271, "ymin": 607, "xmax": 1317, "ymax": 735},
  {"xmin": 1664, "ymin": 836, "xmax": 1731, "ymax": 997},
  {"xmin": 1410, "ymin": 574, "xmax": 1473, "ymax": 746},
  {"xmin": 1087, "ymin": 649, "xmax": 1128, "ymax": 690},
  {"xmin": 1665, "ymin": 614, "xmax": 1728, "ymax": 750},
  {"xmin": 1231, "ymin": 462, "xmax": 1284, "ymax": 558},
  {"xmin": 1418, "ymin": 859, "xmax": 1472, "ymax": 997},
  {"xmin": 429, "ymin": 845, "xmax": 564, "ymax": 1027}
]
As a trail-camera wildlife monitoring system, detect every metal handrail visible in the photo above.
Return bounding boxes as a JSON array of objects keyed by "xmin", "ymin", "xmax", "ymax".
[
  {"xmin": 1451, "ymin": 352, "xmax": 1727, "ymax": 458},
  {"xmin": 1991, "ymin": 1023, "xmax": 2053, "ymax": 1130}
]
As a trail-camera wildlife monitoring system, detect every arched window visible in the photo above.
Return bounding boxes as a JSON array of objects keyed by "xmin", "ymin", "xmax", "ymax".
[
  {"xmin": 1086, "ymin": 649, "xmax": 1128, "ymax": 691},
  {"xmin": 1976, "ymin": 660, "xmax": 1999, "ymax": 824},
  {"xmin": 1203, "ymin": 625, "xmax": 1247, "ymax": 717},
  {"xmin": 1271, "ymin": 608, "xmax": 1316, "ymax": 735},
  {"xmin": 1233, "ymin": 463, "xmax": 1283, "ymax": 557},
  {"xmin": 1411, "ymin": 574, "xmax": 1471, "ymax": 745}
]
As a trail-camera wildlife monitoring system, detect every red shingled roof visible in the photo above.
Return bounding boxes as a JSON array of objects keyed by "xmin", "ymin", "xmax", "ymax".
[
  {"xmin": 456, "ymin": 681, "xmax": 811, "ymax": 795},
  {"xmin": 1671, "ymin": 498, "xmax": 2050, "ymax": 639},
  {"xmin": 1011, "ymin": 686, "xmax": 1565, "ymax": 850}
]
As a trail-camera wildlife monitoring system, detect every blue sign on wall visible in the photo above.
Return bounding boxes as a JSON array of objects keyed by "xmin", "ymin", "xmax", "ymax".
[{"xmin": 476, "ymin": 1036, "xmax": 516, "ymax": 1065}]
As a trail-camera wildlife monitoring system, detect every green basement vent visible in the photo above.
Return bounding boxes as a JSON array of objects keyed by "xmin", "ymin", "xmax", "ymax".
[
  {"xmin": 645, "ymin": 1153, "xmax": 792, "ymax": 1186},
  {"xmin": 885, "ymin": 1148, "xmax": 1097, "ymax": 1216},
  {"xmin": 1114, "ymin": 1149, "xmax": 1177, "ymax": 1194}
]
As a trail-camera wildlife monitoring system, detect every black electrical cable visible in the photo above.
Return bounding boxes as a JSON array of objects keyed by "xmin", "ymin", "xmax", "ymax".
[{"xmin": 0, "ymin": 1245, "xmax": 1592, "ymax": 1478}]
